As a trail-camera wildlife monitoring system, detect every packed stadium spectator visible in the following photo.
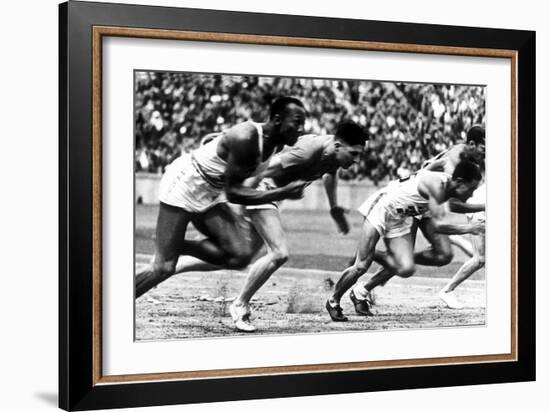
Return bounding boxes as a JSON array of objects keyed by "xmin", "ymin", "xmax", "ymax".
[{"xmin": 135, "ymin": 71, "xmax": 485, "ymax": 183}]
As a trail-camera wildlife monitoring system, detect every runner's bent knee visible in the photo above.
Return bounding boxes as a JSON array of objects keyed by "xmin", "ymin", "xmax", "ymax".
[
  {"xmin": 354, "ymin": 259, "xmax": 370, "ymax": 275},
  {"xmin": 271, "ymin": 248, "xmax": 289, "ymax": 267},
  {"xmin": 473, "ymin": 255, "xmax": 485, "ymax": 269},
  {"xmin": 152, "ymin": 259, "xmax": 176, "ymax": 280},
  {"xmin": 478, "ymin": 255, "xmax": 486, "ymax": 267},
  {"xmin": 432, "ymin": 249, "xmax": 453, "ymax": 266},
  {"xmin": 395, "ymin": 263, "xmax": 415, "ymax": 278},
  {"xmin": 225, "ymin": 251, "xmax": 253, "ymax": 269}
]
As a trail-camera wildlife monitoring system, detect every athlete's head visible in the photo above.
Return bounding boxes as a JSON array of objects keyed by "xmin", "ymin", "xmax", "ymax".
[
  {"xmin": 450, "ymin": 160, "xmax": 482, "ymax": 202},
  {"xmin": 461, "ymin": 124, "xmax": 486, "ymax": 171},
  {"xmin": 269, "ymin": 96, "xmax": 307, "ymax": 146},
  {"xmin": 466, "ymin": 124, "xmax": 486, "ymax": 154},
  {"xmin": 333, "ymin": 120, "xmax": 368, "ymax": 168}
]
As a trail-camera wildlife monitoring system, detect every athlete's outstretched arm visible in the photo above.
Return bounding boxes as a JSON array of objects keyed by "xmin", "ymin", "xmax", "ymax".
[
  {"xmin": 322, "ymin": 172, "xmax": 338, "ymax": 208},
  {"xmin": 239, "ymin": 153, "xmax": 288, "ymax": 188},
  {"xmin": 225, "ymin": 176, "xmax": 307, "ymax": 205},
  {"xmin": 430, "ymin": 195, "xmax": 484, "ymax": 235},
  {"xmin": 429, "ymin": 200, "xmax": 484, "ymax": 235},
  {"xmin": 448, "ymin": 197, "xmax": 485, "ymax": 213},
  {"xmin": 323, "ymin": 172, "xmax": 350, "ymax": 234},
  {"xmin": 432, "ymin": 218, "xmax": 485, "ymax": 235},
  {"xmin": 223, "ymin": 133, "xmax": 306, "ymax": 204},
  {"xmin": 423, "ymin": 180, "xmax": 484, "ymax": 235}
]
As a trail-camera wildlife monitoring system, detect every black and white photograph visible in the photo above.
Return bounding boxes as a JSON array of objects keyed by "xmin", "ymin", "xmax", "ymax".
[{"xmin": 134, "ymin": 71, "xmax": 487, "ymax": 340}]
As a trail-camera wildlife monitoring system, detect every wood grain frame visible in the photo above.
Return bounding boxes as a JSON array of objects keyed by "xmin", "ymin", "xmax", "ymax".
[{"xmin": 91, "ymin": 26, "xmax": 518, "ymax": 385}]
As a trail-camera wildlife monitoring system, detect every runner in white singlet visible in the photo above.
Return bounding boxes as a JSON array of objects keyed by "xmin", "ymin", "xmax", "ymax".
[
  {"xmin": 348, "ymin": 126, "xmax": 486, "ymax": 313},
  {"xmin": 357, "ymin": 170, "xmax": 441, "ymax": 239},
  {"xmin": 159, "ymin": 121, "xmax": 269, "ymax": 213},
  {"xmin": 135, "ymin": 97, "xmax": 308, "ymax": 299},
  {"xmin": 326, "ymin": 160, "xmax": 484, "ymax": 321},
  {"xmin": 166, "ymin": 121, "xmax": 367, "ymax": 331}
]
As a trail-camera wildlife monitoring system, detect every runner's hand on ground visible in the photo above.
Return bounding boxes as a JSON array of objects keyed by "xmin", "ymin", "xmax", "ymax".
[{"xmin": 330, "ymin": 205, "xmax": 350, "ymax": 234}]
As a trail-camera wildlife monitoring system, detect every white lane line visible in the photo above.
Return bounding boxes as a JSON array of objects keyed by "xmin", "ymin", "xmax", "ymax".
[{"xmin": 134, "ymin": 253, "xmax": 486, "ymax": 286}]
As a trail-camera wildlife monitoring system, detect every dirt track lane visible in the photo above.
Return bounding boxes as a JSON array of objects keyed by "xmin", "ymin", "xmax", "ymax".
[{"xmin": 135, "ymin": 266, "xmax": 485, "ymax": 340}]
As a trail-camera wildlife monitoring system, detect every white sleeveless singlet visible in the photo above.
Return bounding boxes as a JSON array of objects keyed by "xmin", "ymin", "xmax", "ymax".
[
  {"xmin": 159, "ymin": 121, "xmax": 268, "ymax": 213},
  {"xmin": 191, "ymin": 121, "xmax": 265, "ymax": 188},
  {"xmin": 384, "ymin": 171, "xmax": 450, "ymax": 218},
  {"xmin": 358, "ymin": 171, "xmax": 450, "ymax": 238}
]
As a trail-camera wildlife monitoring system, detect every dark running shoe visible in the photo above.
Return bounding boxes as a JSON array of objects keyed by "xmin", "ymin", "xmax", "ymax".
[
  {"xmin": 326, "ymin": 299, "xmax": 348, "ymax": 322},
  {"xmin": 350, "ymin": 290, "xmax": 374, "ymax": 316}
]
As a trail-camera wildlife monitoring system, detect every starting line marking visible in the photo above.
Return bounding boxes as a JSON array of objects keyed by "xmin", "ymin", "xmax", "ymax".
[{"xmin": 134, "ymin": 253, "xmax": 486, "ymax": 287}]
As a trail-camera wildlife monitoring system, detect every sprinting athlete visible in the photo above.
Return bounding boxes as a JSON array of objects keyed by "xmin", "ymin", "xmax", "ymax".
[
  {"xmin": 326, "ymin": 161, "xmax": 484, "ymax": 321},
  {"xmin": 154, "ymin": 121, "xmax": 367, "ymax": 330},
  {"xmin": 228, "ymin": 121, "xmax": 368, "ymax": 331},
  {"xmin": 416, "ymin": 124, "xmax": 486, "ymax": 260},
  {"xmin": 439, "ymin": 183, "xmax": 486, "ymax": 308},
  {"xmin": 348, "ymin": 126, "xmax": 486, "ymax": 312},
  {"xmin": 423, "ymin": 125, "xmax": 485, "ymax": 175},
  {"xmin": 135, "ymin": 97, "xmax": 308, "ymax": 298}
]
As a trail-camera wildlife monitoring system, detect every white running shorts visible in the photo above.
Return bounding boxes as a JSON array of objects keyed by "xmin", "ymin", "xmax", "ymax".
[
  {"xmin": 358, "ymin": 190, "xmax": 413, "ymax": 239},
  {"xmin": 158, "ymin": 154, "xmax": 226, "ymax": 213}
]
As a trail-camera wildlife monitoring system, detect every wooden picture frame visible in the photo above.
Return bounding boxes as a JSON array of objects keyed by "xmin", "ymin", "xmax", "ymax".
[{"xmin": 59, "ymin": 1, "xmax": 535, "ymax": 410}]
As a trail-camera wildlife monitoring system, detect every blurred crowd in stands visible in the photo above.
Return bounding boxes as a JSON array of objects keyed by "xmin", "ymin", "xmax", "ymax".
[{"xmin": 135, "ymin": 71, "xmax": 485, "ymax": 184}]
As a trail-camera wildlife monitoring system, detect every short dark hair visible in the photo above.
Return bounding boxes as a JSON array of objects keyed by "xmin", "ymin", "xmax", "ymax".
[
  {"xmin": 269, "ymin": 96, "xmax": 305, "ymax": 119},
  {"xmin": 452, "ymin": 160, "xmax": 482, "ymax": 182},
  {"xmin": 466, "ymin": 125, "xmax": 485, "ymax": 145},
  {"xmin": 335, "ymin": 120, "xmax": 369, "ymax": 147}
]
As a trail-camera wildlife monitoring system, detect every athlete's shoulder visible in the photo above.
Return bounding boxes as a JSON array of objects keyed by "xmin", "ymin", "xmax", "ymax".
[
  {"xmin": 287, "ymin": 134, "xmax": 326, "ymax": 155},
  {"xmin": 418, "ymin": 170, "xmax": 449, "ymax": 193},
  {"xmin": 220, "ymin": 122, "xmax": 263, "ymax": 162},
  {"xmin": 446, "ymin": 143, "xmax": 465, "ymax": 157},
  {"xmin": 418, "ymin": 170, "xmax": 450, "ymax": 203},
  {"xmin": 225, "ymin": 121, "xmax": 260, "ymax": 139},
  {"xmin": 222, "ymin": 121, "xmax": 261, "ymax": 149},
  {"xmin": 294, "ymin": 133, "xmax": 324, "ymax": 147}
]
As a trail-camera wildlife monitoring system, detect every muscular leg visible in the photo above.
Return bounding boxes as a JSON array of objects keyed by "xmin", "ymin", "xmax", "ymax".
[
  {"xmin": 444, "ymin": 255, "xmax": 484, "ymax": 292},
  {"xmin": 363, "ymin": 219, "xmax": 419, "ymax": 292},
  {"xmin": 382, "ymin": 233, "xmax": 415, "ymax": 278},
  {"xmin": 136, "ymin": 203, "xmax": 259, "ymax": 298},
  {"xmin": 172, "ymin": 205, "xmax": 263, "ymax": 275},
  {"xmin": 329, "ymin": 219, "xmax": 380, "ymax": 304},
  {"xmin": 173, "ymin": 255, "xmax": 221, "ymax": 275},
  {"xmin": 135, "ymin": 202, "xmax": 191, "ymax": 298},
  {"xmin": 414, "ymin": 217, "xmax": 453, "ymax": 266},
  {"xmin": 368, "ymin": 216, "xmax": 451, "ymax": 291},
  {"xmin": 182, "ymin": 204, "xmax": 256, "ymax": 268},
  {"xmin": 348, "ymin": 232, "xmax": 415, "ymax": 317},
  {"xmin": 442, "ymin": 232, "xmax": 485, "ymax": 293},
  {"xmin": 449, "ymin": 234, "xmax": 474, "ymax": 258},
  {"xmin": 233, "ymin": 208, "xmax": 288, "ymax": 306},
  {"xmin": 227, "ymin": 208, "xmax": 288, "ymax": 332},
  {"xmin": 373, "ymin": 249, "xmax": 396, "ymax": 269}
]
